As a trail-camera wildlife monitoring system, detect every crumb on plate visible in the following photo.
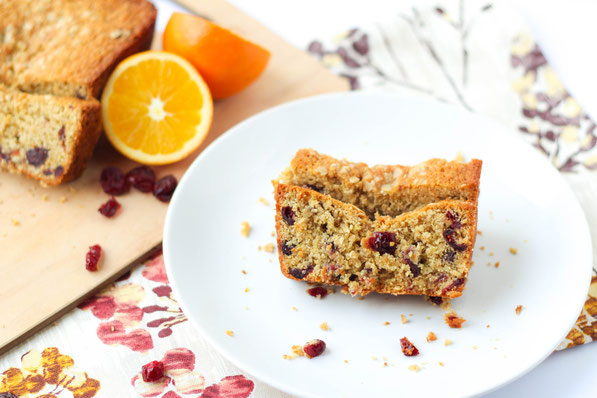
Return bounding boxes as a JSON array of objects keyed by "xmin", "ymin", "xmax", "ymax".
[
  {"xmin": 401, "ymin": 314, "xmax": 409, "ymax": 324},
  {"xmin": 258, "ymin": 197, "xmax": 269, "ymax": 206},
  {"xmin": 426, "ymin": 332, "xmax": 437, "ymax": 342},
  {"xmin": 240, "ymin": 221, "xmax": 250, "ymax": 237},
  {"xmin": 510, "ymin": 247, "xmax": 518, "ymax": 255},
  {"xmin": 515, "ymin": 305, "xmax": 523, "ymax": 315},
  {"xmin": 444, "ymin": 339, "xmax": 453, "ymax": 346},
  {"xmin": 320, "ymin": 322, "xmax": 330, "ymax": 331},
  {"xmin": 408, "ymin": 364, "xmax": 420, "ymax": 372},
  {"xmin": 225, "ymin": 330, "xmax": 234, "ymax": 337},
  {"xmin": 263, "ymin": 243, "xmax": 275, "ymax": 253},
  {"xmin": 444, "ymin": 311, "xmax": 466, "ymax": 328}
]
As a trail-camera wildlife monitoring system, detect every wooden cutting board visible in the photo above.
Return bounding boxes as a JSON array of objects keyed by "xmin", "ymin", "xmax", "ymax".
[{"xmin": 0, "ymin": 0, "xmax": 348, "ymax": 354}]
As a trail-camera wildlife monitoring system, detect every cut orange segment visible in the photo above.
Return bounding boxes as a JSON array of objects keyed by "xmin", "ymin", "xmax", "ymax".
[
  {"xmin": 163, "ymin": 12, "xmax": 271, "ymax": 100},
  {"xmin": 101, "ymin": 51, "xmax": 213, "ymax": 165}
]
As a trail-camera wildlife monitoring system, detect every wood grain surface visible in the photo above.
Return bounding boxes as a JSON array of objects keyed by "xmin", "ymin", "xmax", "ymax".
[{"xmin": 0, "ymin": 0, "xmax": 348, "ymax": 354}]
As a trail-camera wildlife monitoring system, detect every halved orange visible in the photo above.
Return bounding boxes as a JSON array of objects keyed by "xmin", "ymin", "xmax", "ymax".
[
  {"xmin": 163, "ymin": 12, "xmax": 271, "ymax": 100},
  {"xmin": 101, "ymin": 51, "xmax": 213, "ymax": 165}
]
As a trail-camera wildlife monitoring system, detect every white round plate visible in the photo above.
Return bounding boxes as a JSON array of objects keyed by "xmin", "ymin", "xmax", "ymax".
[{"xmin": 163, "ymin": 92, "xmax": 592, "ymax": 398}]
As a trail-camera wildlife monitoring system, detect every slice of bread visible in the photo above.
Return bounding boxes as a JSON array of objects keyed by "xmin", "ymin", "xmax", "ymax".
[
  {"xmin": 280, "ymin": 149, "xmax": 482, "ymax": 218},
  {"xmin": 0, "ymin": 86, "xmax": 101, "ymax": 186},
  {"xmin": 274, "ymin": 183, "xmax": 477, "ymax": 298},
  {"xmin": 0, "ymin": 0, "xmax": 157, "ymax": 100}
]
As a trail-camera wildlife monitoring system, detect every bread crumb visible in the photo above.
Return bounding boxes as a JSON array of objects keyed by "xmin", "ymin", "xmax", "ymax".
[
  {"xmin": 282, "ymin": 354, "xmax": 294, "ymax": 360},
  {"xmin": 453, "ymin": 151, "xmax": 465, "ymax": 162},
  {"xmin": 344, "ymin": 360, "xmax": 348, "ymax": 364},
  {"xmin": 41, "ymin": 194, "xmax": 48, "ymax": 201},
  {"xmin": 292, "ymin": 345, "xmax": 305, "ymax": 356},
  {"xmin": 357, "ymin": 296, "xmax": 364, "ymax": 301},
  {"xmin": 383, "ymin": 321, "xmax": 391, "ymax": 326},
  {"xmin": 383, "ymin": 362, "xmax": 388, "ymax": 367},
  {"xmin": 225, "ymin": 330, "xmax": 234, "ymax": 337},
  {"xmin": 244, "ymin": 288, "xmax": 249, "ymax": 293},
  {"xmin": 444, "ymin": 339, "xmax": 453, "ymax": 346},
  {"xmin": 477, "ymin": 230, "xmax": 483, "ymax": 235},
  {"xmin": 444, "ymin": 311, "xmax": 466, "ymax": 328},
  {"xmin": 473, "ymin": 346, "xmax": 479, "ymax": 350},
  {"xmin": 258, "ymin": 197, "xmax": 269, "ymax": 206},
  {"xmin": 371, "ymin": 356, "xmax": 378, "ymax": 360},
  {"xmin": 241, "ymin": 270, "xmax": 247, "ymax": 274},
  {"xmin": 263, "ymin": 243, "xmax": 275, "ymax": 253},
  {"xmin": 257, "ymin": 246, "xmax": 262, "ymax": 251},
  {"xmin": 271, "ymin": 231, "xmax": 275, "ymax": 237},
  {"xmin": 401, "ymin": 314, "xmax": 408, "ymax": 324},
  {"xmin": 494, "ymin": 261, "xmax": 500, "ymax": 268},
  {"xmin": 486, "ymin": 324, "xmax": 490, "ymax": 328},
  {"xmin": 426, "ymin": 316, "xmax": 431, "ymax": 320},
  {"xmin": 426, "ymin": 332, "xmax": 437, "ymax": 342},
  {"xmin": 439, "ymin": 361, "xmax": 444, "ymax": 366},
  {"xmin": 240, "ymin": 221, "xmax": 250, "ymax": 237},
  {"xmin": 480, "ymin": 246, "xmax": 485, "ymax": 250},
  {"xmin": 11, "ymin": 218, "xmax": 19, "ymax": 226},
  {"xmin": 59, "ymin": 196, "xmax": 67, "ymax": 203},
  {"xmin": 408, "ymin": 364, "xmax": 420, "ymax": 372},
  {"xmin": 487, "ymin": 262, "xmax": 492, "ymax": 266},
  {"xmin": 320, "ymin": 322, "xmax": 330, "ymax": 331},
  {"xmin": 291, "ymin": 306, "xmax": 297, "ymax": 311},
  {"xmin": 515, "ymin": 305, "xmax": 523, "ymax": 315},
  {"xmin": 489, "ymin": 252, "xmax": 494, "ymax": 256},
  {"xmin": 510, "ymin": 247, "xmax": 518, "ymax": 255}
]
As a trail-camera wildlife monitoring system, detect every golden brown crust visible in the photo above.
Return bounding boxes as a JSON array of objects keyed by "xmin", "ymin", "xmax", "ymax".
[
  {"xmin": 274, "ymin": 183, "xmax": 477, "ymax": 298},
  {"xmin": 0, "ymin": 0, "xmax": 157, "ymax": 99},
  {"xmin": 280, "ymin": 149, "xmax": 482, "ymax": 218}
]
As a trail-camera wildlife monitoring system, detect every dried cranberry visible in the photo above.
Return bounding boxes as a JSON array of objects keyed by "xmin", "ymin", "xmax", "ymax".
[
  {"xmin": 98, "ymin": 197, "xmax": 121, "ymax": 218},
  {"xmin": 85, "ymin": 244, "xmax": 102, "ymax": 271},
  {"xmin": 288, "ymin": 265, "xmax": 314, "ymax": 279},
  {"xmin": 43, "ymin": 168, "xmax": 52, "ymax": 176},
  {"xmin": 100, "ymin": 167, "xmax": 129, "ymax": 195},
  {"xmin": 446, "ymin": 211, "xmax": 462, "ymax": 229},
  {"xmin": 304, "ymin": 184, "xmax": 323, "ymax": 193},
  {"xmin": 153, "ymin": 175, "xmax": 177, "ymax": 202},
  {"xmin": 58, "ymin": 126, "xmax": 66, "ymax": 148},
  {"xmin": 54, "ymin": 166, "xmax": 64, "ymax": 177},
  {"xmin": 428, "ymin": 296, "xmax": 444, "ymax": 305},
  {"xmin": 303, "ymin": 339, "xmax": 326, "ymax": 358},
  {"xmin": 349, "ymin": 274, "xmax": 358, "ymax": 281},
  {"xmin": 368, "ymin": 232, "xmax": 397, "ymax": 255},
  {"xmin": 400, "ymin": 337, "xmax": 419, "ymax": 357},
  {"xmin": 307, "ymin": 286, "xmax": 328, "ymax": 298},
  {"xmin": 281, "ymin": 206, "xmax": 295, "ymax": 225},
  {"xmin": 141, "ymin": 360, "xmax": 165, "ymax": 382},
  {"xmin": 442, "ymin": 278, "xmax": 466, "ymax": 295},
  {"xmin": 443, "ymin": 228, "xmax": 467, "ymax": 251},
  {"xmin": 444, "ymin": 250, "xmax": 456, "ymax": 263},
  {"xmin": 402, "ymin": 249, "xmax": 420, "ymax": 277},
  {"xmin": 26, "ymin": 147, "xmax": 48, "ymax": 167},
  {"xmin": 280, "ymin": 241, "xmax": 295, "ymax": 255},
  {"xmin": 126, "ymin": 166, "xmax": 156, "ymax": 193}
]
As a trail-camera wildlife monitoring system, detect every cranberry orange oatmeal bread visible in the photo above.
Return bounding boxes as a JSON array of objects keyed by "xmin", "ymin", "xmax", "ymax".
[
  {"xmin": 0, "ymin": 0, "xmax": 156, "ymax": 185},
  {"xmin": 0, "ymin": 87, "xmax": 102, "ymax": 185},
  {"xmin": 274, "ymin": 183, "xmax": 477, "ymax": 298},
  {"xmin": 0, "ymin": 0, "xmax": 156, "ymax": 100},
  {"xmin": 279, "ymin": 149, "xmax": 482, "ymax": 218}
]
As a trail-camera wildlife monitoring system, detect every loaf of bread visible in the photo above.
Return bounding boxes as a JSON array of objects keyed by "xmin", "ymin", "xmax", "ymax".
[
  {"xmin": 0, "ymin": 0, "xmax": 157, "ymax": 100},
  {"xmin": 280, "ymin": 149, "xmax": 482, "ymax": 218},
  {"xmin": 0, "ymin": 0, "xmax": 156, "ymax": 185},
  {"xmin": 274, "ymin": 183, "xmax": 477, "ymax": 298}
]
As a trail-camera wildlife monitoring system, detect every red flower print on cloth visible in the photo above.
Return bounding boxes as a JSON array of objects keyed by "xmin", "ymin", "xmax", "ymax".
[
  {"xmin": 80, "ymin": 252, "xmax": 188, "ymax": 351},
  {"xmin": 80, "ymin": 283, "xmax": 153, "ymax": 352},
  {"xmin": 131, "ymin": 348, "xmax": 254, "ymax": 397}
]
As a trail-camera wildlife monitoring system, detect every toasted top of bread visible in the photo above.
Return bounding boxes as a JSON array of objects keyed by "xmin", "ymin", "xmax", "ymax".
[
  {"xmin": 280, "ymin": 148, "xmax": 482, "ymax": 218},
  {"xmin": 0, "ymin": 0, "xmax": 156, "ymax": 99}
]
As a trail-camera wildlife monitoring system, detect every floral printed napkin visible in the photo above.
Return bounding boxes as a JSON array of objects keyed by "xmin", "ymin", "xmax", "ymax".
[{"xmin": 1, "ymin": 1, "xmax": 596, "ymax": 397}]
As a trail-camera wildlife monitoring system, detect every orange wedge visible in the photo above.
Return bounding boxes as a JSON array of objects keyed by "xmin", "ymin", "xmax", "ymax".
[
  {"xmin": 163, "ymin": 12, "xmax": 271, "ymax": 99},
  {"xmin": 101, "ymin": 51, "xmax": 213, "ymax": 165}
]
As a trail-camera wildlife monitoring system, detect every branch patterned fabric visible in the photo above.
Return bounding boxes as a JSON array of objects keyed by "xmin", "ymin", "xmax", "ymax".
[{"xmin": 1, "ymin": 1, "xmax": 596, "ymax": 397}]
